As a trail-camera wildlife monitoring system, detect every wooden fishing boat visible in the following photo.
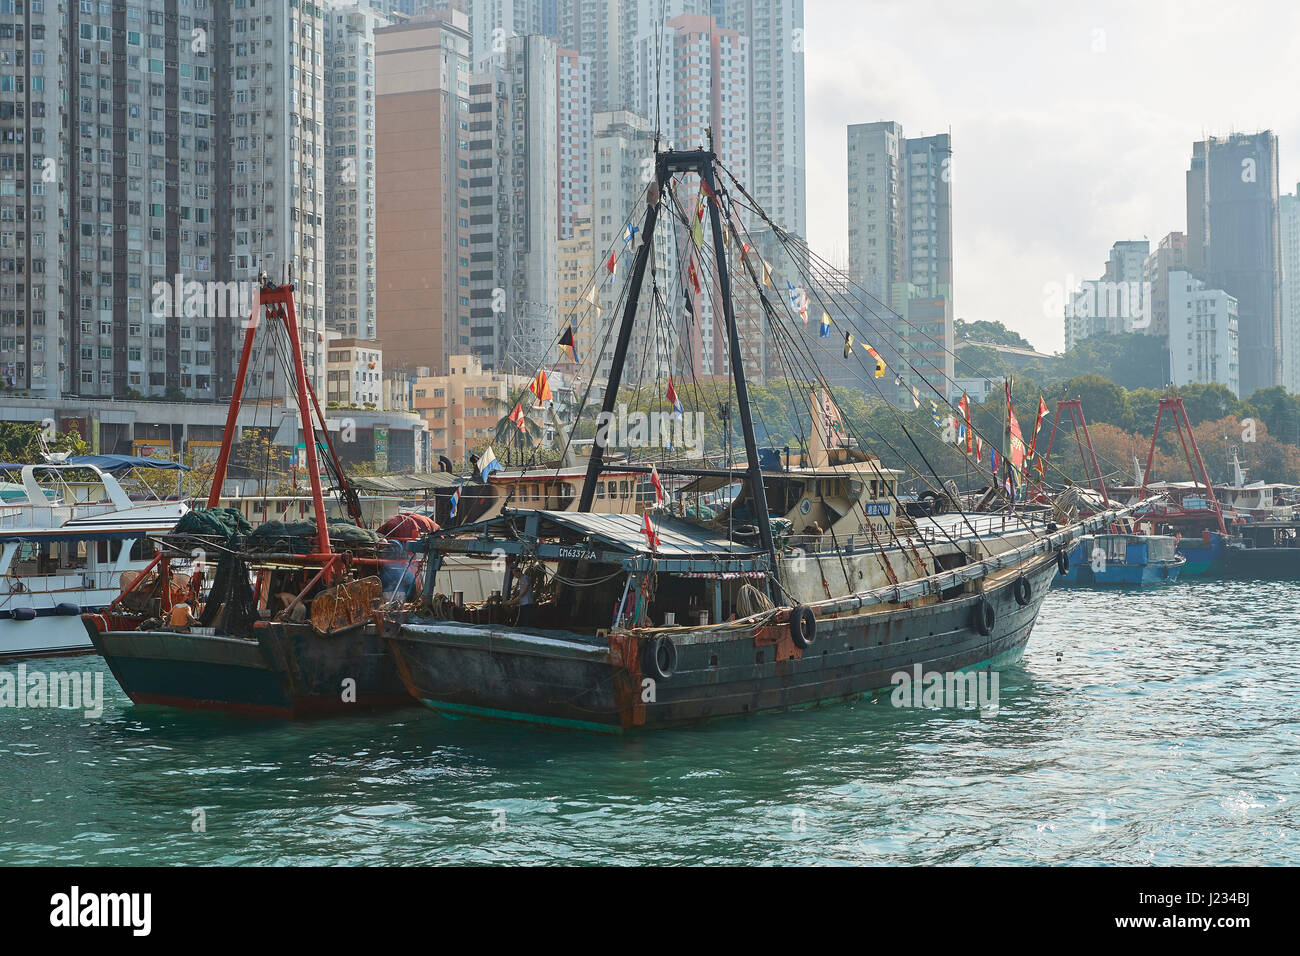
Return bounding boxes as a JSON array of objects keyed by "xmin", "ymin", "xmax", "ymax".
[
  {"xmin": 381, "ymin": 147, "xmax": 1117, "ymax": 733},
  {"xmin": 83, "ymin": 280, "xmax": 413, "ymax": 717}
]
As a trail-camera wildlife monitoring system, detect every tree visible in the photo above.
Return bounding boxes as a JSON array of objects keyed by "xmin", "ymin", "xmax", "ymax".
[
  {"xmin": 1241, "ymin": 385, "xmax": 1300, "ymax": 445},
  {"xmin": 1053, "ymin": 374, "xmax": 1129, "ymax": 428},
  {"xmin": 955, "ymin": 319, "xmax": 1034, "ymax": 350},
  {"xmin": 1176, "ymin": 383, "xmax": 1242, "ymax": 426}
]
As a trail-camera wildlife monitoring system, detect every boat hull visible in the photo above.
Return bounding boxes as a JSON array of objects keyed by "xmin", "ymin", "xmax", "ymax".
[
  {"xmin": 1174, "ymin": 533, "xmax": 1225, "ymax": 576},
  {"xmin": 1220, "ymin": 546, "xmax": 1300, "ymax": 579},
  {"xmin": 1056, "ymin": 561, "xmax": 1183, "ymax": 587},
  {"xmin": 0, "ymin": 608, "xmax": 104, "ymax": 660},
  {"xmin": 85, "ymin": 618, "xmax": 412, "ymax": 718},
  {"xmin": 384, "ymin": 554, "xmax": 1059, "ymax": 734}
]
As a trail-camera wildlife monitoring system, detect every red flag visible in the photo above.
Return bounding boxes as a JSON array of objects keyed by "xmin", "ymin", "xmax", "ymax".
[
  {"xmin": 649, "ymin": 464, "xmax": 665, "ymax": 506},
  {"xmin": 641, "ymin": 512, "xmax": 659, "ymax": 550},
  {"xmin": 605, "ymin": 251, "xmax": 617, "ymax": 283},
  {"xmin": 528, "ymin": 369, "xmax": 553, "ymax": 403},
  {"xmin": 687, "ymin": 255, "xmax": 701, "ymax": 295},
  {"xmin": 699, "ymin": 176, "xmax": 717, "ymax": 204},
  {"xmin": 666, "ymin": 376, "xmax": 682, "ymax": 416},
  {"xmin": 507, "ymin": 402, "xmax": 527, "ymax": 433}
]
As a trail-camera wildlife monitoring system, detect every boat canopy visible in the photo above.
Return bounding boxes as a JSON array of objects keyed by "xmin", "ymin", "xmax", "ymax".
[
  {"xmin": 66, "ymin": 454, "xmax": 190, "ymax": 473},
  {"xmin": 416, "ymin": 508, "xmax": 770, "ymax": 575},
  {"xmin": 348, "ymin": 473, "xmax": 462, "ymax": 494}
]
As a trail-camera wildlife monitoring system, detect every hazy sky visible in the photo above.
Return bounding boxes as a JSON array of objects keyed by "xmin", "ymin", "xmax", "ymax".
[{"xmin": 804, "ymin": 0, "xmax": 1300, "ymax": 353}]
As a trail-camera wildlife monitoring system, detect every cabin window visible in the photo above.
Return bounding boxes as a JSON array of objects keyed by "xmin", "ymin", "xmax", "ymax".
[
  {"xmin": 129, "ymin": 538, "xmax": 157, "ymax": 561},
  {"xmin": 596, "ymin": 483, "xmax": 606, "ymax": 500},
  {"xmin": 620, "ymin": 480, "xmax": 629, "ymax": 497},
  {"xmin": 96, "ymin": 540, "xmax": 125, "ymax": 563}
]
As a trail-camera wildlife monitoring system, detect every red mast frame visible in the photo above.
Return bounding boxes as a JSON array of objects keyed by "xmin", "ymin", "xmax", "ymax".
[
  {"xmin": 207, "ymin": 283, "xmax": 334, "ymax": 558},
  {"xmin": 1139, "ymin": 396, "xmax": 1227, "ymax": 535},
  {"xmin": 1043, "ymin": 399, "xmax": 1110, "ymax": 507}
]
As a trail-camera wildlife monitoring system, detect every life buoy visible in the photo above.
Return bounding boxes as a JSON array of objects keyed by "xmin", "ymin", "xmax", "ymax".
[
  {"xmin": 971, "ymin": 598, "xmax": 995, "ymax": 636},
  {"xmin": 643, "ymin": 635, "xmax": 677, "ymax": 680},
  {"xmin": 790, "ymin": 605, "xmax": 817, "ymax": 648},
  {"xmin": 1012, "ymin": 576, "xmax": 1032, "ymax": 606},
  {"xmin": 1057, "ymin": 548, "xmax": 1070, "ymax": 576}
]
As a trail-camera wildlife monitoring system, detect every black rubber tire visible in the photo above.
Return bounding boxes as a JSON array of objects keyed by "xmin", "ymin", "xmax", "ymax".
[
  {"xmin": 1057, "ymin": 548, "xmax": 1070, "ymax": 576},
  {"xmin": 971, "ymin": 597, "xmax": 995, "ymax": 636},
  {"xmin": 790, "ymin": 605, "xmax": 817, "ymax": 648},
  {"xmin": 644, "ymin": 635, "xmax": 677, "ymax": 680},
  {"xmin": 1012, "ymin": 576, "xmax": 1032, "ymax": 606}
]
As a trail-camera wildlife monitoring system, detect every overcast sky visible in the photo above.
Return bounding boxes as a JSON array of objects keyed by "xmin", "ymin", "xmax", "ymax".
[{"xmin": 804, "ymin": 0, "xmax": 1300, "ymax": 353}]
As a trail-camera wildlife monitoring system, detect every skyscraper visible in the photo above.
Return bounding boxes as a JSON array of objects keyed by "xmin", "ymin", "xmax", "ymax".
[
  {"xmin": 1186, "ymin": 132, "xmax": 1283, "ymax": 398},
  {"xmin": 847, "ymin": 121, "xmax": 954, "ymax": 399},
  {"xmin": 325, "ymin": 4, "xmax": 391, "ymax": 341},
  {"xmin": 1, "ymin": 0, "xmax": 327, "ymax": 401},
  {"xmin": 556, "ymin": 47, "xmax": 592, "ymax": 240},
  {"xmin": 724, "ymin": 0, "xmax": 805, "ymax": 239},
  {"xmin": 375, "ymin": 10, "xmax": 473, "ymax": 376},
  {"xmin": 1280, "ymin": 186, "xmax": 1300, "ymax": 394},
  {"xmin": 1144, "ymin": 231, "xmax": 1188, "ymax": 341}
]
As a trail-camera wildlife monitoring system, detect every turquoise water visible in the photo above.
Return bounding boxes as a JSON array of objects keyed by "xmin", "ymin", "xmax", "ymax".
[{"xmin": 1, "ymin": 581, "xmax": 1296, "ymax": 865}]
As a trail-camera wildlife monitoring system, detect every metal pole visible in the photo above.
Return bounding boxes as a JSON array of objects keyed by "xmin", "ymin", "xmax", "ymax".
[
  {"xmin": 703, "ymin": 160, "xmax": 777, "ymax": 569},
  {"xmin": 578, "ymin": 175, "xmax": 663, "ymax": 512}
]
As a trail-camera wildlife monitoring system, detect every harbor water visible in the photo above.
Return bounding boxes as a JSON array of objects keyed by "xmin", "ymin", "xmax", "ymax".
[{"xmin": 1, "ymin": 580, "xmax": 1296, "ymax": 865}]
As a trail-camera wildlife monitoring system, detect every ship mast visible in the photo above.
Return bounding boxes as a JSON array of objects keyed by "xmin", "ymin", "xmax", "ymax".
[
  {"xmin": 207, "ymin": 280, "xmax": 334, "ymax": 559},
  {"xmin": 576, "ymin": 149, "xmax": 778, "ymax": 569}
]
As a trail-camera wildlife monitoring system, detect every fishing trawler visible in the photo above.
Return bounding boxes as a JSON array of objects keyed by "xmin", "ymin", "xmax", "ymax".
[
  {"xmin": 84, "ymin": 280, "xmax": 412, "ymax": 717},
  {"xmin": 381, "ymin": 147, "xmax": 1119, "ymax": 733},
  {"xmin": 0, "ymin": 457, "xmax": 189, "ymax": 660}
]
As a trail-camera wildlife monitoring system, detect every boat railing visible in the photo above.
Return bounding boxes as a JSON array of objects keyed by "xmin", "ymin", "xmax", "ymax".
[{"xmin": 804, "ymin": 508, "xmax": 1128, "ymax": 617}]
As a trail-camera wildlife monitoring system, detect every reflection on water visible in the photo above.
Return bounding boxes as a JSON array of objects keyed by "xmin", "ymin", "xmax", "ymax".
[{"xmin": 1, "ymin": 579, "xmax": 1296, "ymax": 865}]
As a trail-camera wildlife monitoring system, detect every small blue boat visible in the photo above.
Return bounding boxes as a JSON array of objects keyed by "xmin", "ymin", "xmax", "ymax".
[{"xmin": 1056, "ymin": 533, "xmax": 1186, "ymax": 587}]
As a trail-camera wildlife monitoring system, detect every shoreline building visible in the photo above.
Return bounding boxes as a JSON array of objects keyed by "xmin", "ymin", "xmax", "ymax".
[
  {"xmin": 1187, "ymin": 132, "xmax": 1282, "ymax": 397},
  {"xmin": 1167, "ymin": 270, "xmax": 1240, "ymax": 397},
  {"xmin": 1143, "ymin": 232, "xmax": 1188, "ymax": 341}
]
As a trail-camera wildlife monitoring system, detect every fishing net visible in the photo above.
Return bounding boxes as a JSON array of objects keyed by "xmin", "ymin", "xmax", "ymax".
[
  {"xmin": 245, "ymin": 519, "xmax": 384, "ymax": 554},
  {"xmin": 173, "ymin": 507, "xmax": 253, "ymax": 542}
]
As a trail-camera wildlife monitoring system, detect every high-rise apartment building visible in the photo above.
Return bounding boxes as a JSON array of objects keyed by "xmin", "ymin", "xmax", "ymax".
[
  {"xmin": 556, "ymin": 47, "xmax": 592, "ymax": 240},
  {"xmin": 558, "ymin": 0, "xmax": 621, "ymax": 112},
  {"xmin": 1167, "ymin": 270, "xmax": 1239, "ymax": 397},
  {"xmin": 846, "ymin": 121, "xmax": 905, "ymax": 305},
  {"xmin": 1143, "ymin": 231, "xmax": 1188, "ymax": 341},
  {"xmin": 724, "ymin": 0, "xmax": 805, "ymax": 239},
  {"xmin": 466, "ymin": 33, "xmax": 559, "ymax": 373},
  {"xmin": 0, "ymin": 0, "xmax": 327, "ymax": 402},
  {"xmin": 375, "ymin": 10, "xmax": 473, "ymax": 376},
  {"xmin": 847, "ymin": 121, "xmax": 954, "ymax": 398},
  {"xmin": 1063, "ymin": 240, "xmax": 1151, "ymax": 351},
  {"xmin": 1187, "ymin": 131, "xmax": 1282, "ymax": 398},
  {"xmin": 1280, "ymin": 186, "xmax": 1300, "ymax": 394},
  {"xmin": 325, "ymin": 4, "xmax": 389, "ymax": 341},
  {"xmin": 467, "ymin": 0, "xmax": 553, "ymax": 68}
]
